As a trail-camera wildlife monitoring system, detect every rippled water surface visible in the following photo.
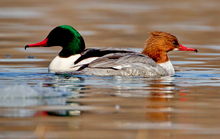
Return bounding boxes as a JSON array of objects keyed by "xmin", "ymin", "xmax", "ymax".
[{"xmin": 0, "ymin": 0, "xmax": 220, "ymax": 138}]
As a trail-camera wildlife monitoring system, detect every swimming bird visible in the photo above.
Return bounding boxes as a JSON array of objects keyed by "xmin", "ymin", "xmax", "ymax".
[
  {"xmin": 74, "ymin": 31, "xmax": 198, "ymax": 77},
  {"xmin": 25, "ymin": 25, "xmax": 197, "ymax": 77},
  {"xmin": 25, "ymin": 25, "xmax": 133, "ymax": 73}
]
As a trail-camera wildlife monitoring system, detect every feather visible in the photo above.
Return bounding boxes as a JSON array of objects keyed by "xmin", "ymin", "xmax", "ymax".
[{"xmin": 75, "ymin": 53, "xmax": 169, "ymax": 77}]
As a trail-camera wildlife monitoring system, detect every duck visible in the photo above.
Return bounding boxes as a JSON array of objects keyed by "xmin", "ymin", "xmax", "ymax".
[
  {"xmin": 25, "ymin": 25, "xmax": 198, "ymax": 77},
  {"xmin": 73, "ymin": 31, "xmax": 198, "ymax": 77},
  {"xmin": 25, "ymin": 25, "xmax": 133, "ymax": 73}
]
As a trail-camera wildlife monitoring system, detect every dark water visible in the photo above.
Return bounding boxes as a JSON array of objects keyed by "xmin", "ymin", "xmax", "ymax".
[{"xmin": 0, "ymin": 0, "xmax": 220, "ymax": 138}]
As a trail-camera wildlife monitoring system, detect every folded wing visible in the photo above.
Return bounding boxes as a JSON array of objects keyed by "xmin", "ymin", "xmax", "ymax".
[{"xmin": 75, "ymin": 53, "xmax": 169, "ymax": 77}]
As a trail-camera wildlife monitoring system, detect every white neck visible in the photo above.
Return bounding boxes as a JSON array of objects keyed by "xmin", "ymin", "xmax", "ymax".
[
  {"xmin": 158, "ymin": 61, "xmax": 175, "ymax": 75},
  {"xmin": 48, "ymin": 55, "xmax": 98, "ymax": 73}
]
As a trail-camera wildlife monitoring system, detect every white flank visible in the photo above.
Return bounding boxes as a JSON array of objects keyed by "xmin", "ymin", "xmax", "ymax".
[
  {"xmin": 113, "ymin": 65, "xmax": 131, "ymax": 70},
  {"xmin": 159, "ymin": 61, "xmax": 175, "ymax": 75},
  {"xmin": 49, "ymin": 55, "xmax": 98, "ymax": 73}
]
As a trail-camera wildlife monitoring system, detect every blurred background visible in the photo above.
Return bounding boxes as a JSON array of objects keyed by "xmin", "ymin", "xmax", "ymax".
[
  {"xmin": 1, "ymin": 0, "xmax": 220, "ymax": 49},
  {"xmin": 0, "ymin": 0, "xmax": 219, "ymax": 67}
]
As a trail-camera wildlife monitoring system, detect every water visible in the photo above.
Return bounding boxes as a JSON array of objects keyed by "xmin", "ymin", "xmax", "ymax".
[{"xmin": 0, "ymin": 0, "xmax": 220, "ymax": 138}]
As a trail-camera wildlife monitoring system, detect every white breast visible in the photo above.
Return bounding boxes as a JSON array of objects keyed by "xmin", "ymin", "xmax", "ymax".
[
  {"xmin": 158, "ymin": 61, "xmax": 175, "ymax": 75},
  {"xmin": 49, "ymin": 55, "xmax": 98, "ymax": 73}
]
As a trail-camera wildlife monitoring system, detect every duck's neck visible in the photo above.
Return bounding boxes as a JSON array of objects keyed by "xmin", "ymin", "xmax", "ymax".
[
  {"xmin": 59, "ymin": 33, "xmax": 85, "ymax": 58},
  {"xmin": 158, "ymin": 61, "xmax": 175, "ymax": 75},
  {"xmin": 142, "ymin": 47, "xmax": 168, "ymax": 63},
  {"xmin": 142, "ymin": 46, "xmax": 175, "ymax": 75}
]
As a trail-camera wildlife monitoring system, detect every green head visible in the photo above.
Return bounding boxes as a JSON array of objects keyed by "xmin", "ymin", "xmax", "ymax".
[{"xmin": 25, "ymin": 25, "xmax": 85, "ymax": 57}]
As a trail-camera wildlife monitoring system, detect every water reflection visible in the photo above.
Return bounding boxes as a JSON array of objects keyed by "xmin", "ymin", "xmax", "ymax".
[
  {"xmin": 145, "ymin": 78, "xmax": 176, "ymax": 122},
  {"xmin": 0, "ymin": 84, "xmax": 68, "ymax": 117},
  {"xmin": 0, "ymin": 56, "xmax": 220, "ymax": 139},
  {"xmin": 0, "ymin": 73, "xmax": 179, "ymax": 119}
]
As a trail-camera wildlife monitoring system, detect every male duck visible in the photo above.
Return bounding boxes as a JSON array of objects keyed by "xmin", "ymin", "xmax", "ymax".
[
  {"xmin": 25, "ymin": 25, "xmax": 197, "ymax": 77},
  {"xmin": 25, "ymin": 25, "xmax": 132, "ymax": 73}
]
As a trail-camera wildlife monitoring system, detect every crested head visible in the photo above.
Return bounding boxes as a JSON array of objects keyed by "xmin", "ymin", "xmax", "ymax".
[
  {"xmin": 146, "ymin": 31, "xmax": 179, "ymax": 52},
  {"xmin": 25, "ymin": 25, "xmax": 85, "ymax": 57},
  {"xmin": 142, "ymin": 31, "xmax": 197, "ymax": 63}
]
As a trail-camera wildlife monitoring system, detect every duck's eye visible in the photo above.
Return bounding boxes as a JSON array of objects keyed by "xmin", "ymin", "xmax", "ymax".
[{"xmin": 173, "ymin": 40, "xmax": 179, "ymax": 46}]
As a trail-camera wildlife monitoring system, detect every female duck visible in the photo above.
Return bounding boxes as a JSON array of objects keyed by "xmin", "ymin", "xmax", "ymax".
[{"xmin": 75, "ymin": 31, "xmax": 197, "ymax": 77}]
